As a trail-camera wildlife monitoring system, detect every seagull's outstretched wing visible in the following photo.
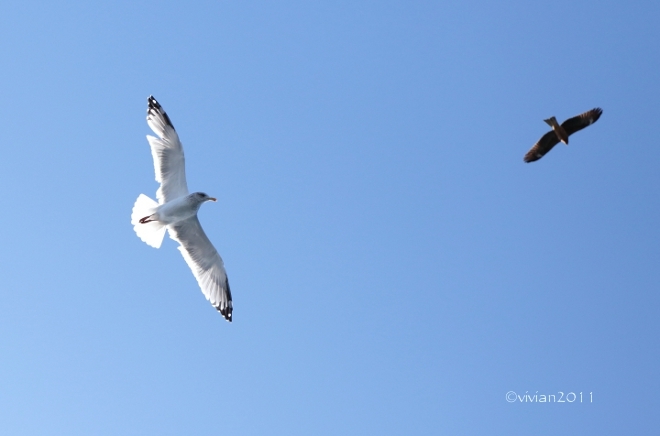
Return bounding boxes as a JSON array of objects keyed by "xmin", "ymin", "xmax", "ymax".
[
  {"xmin": 169, "ymin": 217, "xmax": 233, "ymax": 321},
  {"xmin": 146, "ymin": 96, "xmax": 189, "ymax": 204}
]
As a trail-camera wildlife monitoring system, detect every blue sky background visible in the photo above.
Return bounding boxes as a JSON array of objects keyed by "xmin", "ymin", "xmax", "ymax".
[{"xmin": 1, "ymin": 1, "xmax": 659, "ymax": 434}]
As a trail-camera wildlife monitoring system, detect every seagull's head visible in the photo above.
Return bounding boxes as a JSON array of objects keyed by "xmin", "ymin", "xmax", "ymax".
[{"xmin": 193, "ymin": 192, "xmax": 217, "ymax": 203}]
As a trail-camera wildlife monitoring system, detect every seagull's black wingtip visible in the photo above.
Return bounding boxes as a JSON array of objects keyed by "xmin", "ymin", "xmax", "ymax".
[
  {"xmin": 219, "ymin": 306, "xmax": 233, "ymax": 322},
  {"xmin": 146, "ymin": 95, "xmax": 175, "ymax": 130}
]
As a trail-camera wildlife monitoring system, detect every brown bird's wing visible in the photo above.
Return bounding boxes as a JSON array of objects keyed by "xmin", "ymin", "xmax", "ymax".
[
  {"xmin": 524, "ymin": 130, "xmax": 560, "ymax": 163},
  {"xmin": 561, "ymin": 108, "xmax": 603, "ymax": 136}
]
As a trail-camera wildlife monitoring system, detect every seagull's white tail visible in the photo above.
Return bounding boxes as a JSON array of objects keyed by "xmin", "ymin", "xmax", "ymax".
[{"xmin": 131, "ymin": 194, "xmax": 166, "ymax": 248}]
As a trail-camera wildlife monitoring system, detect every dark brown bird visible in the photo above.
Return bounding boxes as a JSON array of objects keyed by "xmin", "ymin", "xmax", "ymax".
[{"xmin": 524, "ymin": 108, "xmax": 602, "ymax": 163}]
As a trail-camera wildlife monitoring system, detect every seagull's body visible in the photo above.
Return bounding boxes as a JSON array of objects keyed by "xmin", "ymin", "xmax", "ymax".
[
  {"xmin": 131, "ymin": 96, "xmax": 233, "ymax": 322},
  {"xmin": 138, "ymin": 193, "xmax": 213, "ymax": 226}
]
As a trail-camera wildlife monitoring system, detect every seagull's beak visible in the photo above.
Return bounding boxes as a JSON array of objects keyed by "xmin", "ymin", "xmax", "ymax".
[{"xmin": 208, "ymin": 197, "xmax": 217, "ymax": 202}]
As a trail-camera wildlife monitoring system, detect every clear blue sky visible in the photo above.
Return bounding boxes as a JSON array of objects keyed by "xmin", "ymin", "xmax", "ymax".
[{"xmin": 1, "ymin": 1, "xmax": 658, "ymax": 434}]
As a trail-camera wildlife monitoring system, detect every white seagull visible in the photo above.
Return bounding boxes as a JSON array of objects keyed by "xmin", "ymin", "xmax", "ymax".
[{"xmin": 131, "ymin": 96, "xmax": 233, "ymax": 321}]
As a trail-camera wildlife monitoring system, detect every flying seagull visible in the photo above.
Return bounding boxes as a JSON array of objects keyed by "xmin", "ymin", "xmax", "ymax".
[
  {"xmin": 524, "ymin": 108, "xmax": 602, "ymax": 163},
  {"xmin": 131, "ymin": 96, "xmax": 233, "ymax": 322}
]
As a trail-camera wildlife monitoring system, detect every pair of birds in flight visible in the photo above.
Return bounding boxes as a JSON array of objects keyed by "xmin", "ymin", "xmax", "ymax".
[{"xmin": 131, "ymin": 97, "xmax": 603, "ymax": 322}]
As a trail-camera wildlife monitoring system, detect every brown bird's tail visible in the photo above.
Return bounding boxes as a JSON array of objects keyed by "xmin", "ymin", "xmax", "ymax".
[{"xmin": 543, "ymin": 116, "xmax": 559, "ymax": 128}]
